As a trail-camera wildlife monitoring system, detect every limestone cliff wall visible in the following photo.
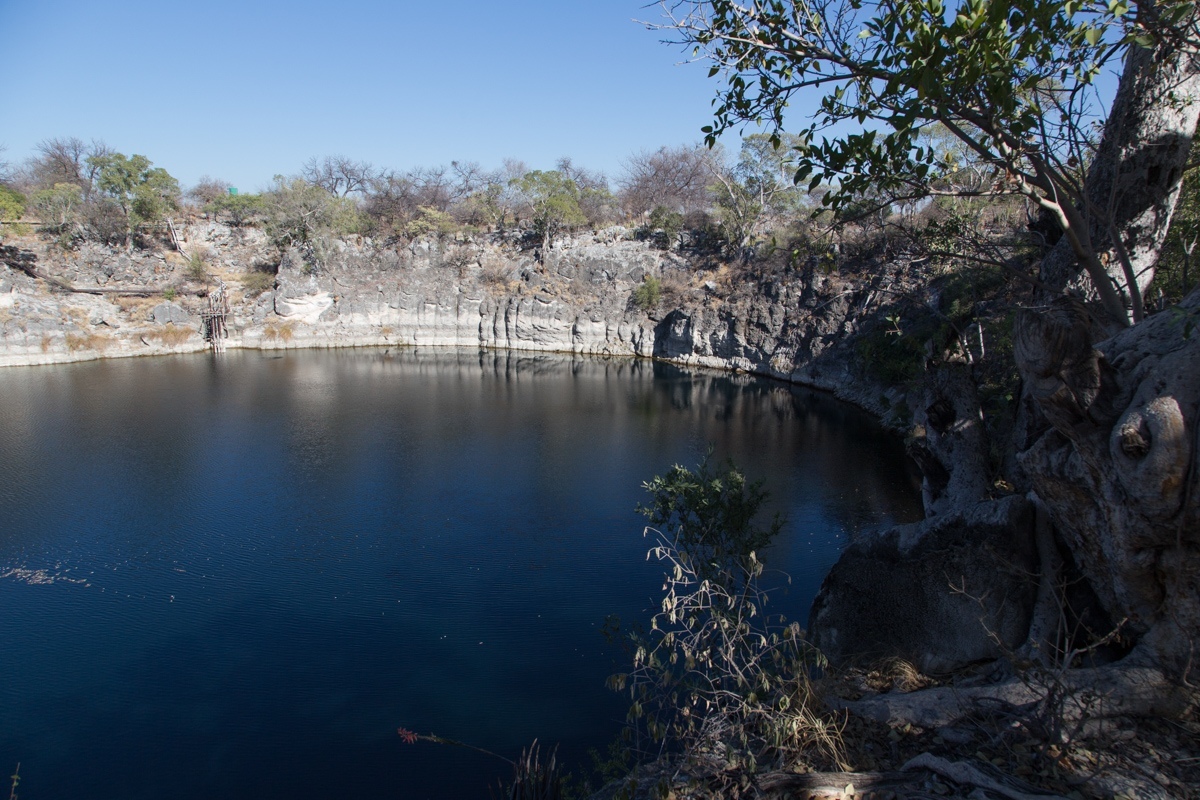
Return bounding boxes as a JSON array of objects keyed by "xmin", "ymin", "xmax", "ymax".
[{"xmin": 0, "ymin": 223, "xmax": 917, "ymax": 424}]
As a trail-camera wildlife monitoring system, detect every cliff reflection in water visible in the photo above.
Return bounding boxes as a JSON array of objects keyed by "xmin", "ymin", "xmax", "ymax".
[{"xmin": 0, "ymin": 348, "xmax": 919, "ymax": 800}]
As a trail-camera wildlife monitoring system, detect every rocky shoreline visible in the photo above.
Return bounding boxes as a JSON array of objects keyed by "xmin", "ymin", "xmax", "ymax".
[{"xmin": 0, "ymin": 223, "xmax": 917, "ymax": 427}]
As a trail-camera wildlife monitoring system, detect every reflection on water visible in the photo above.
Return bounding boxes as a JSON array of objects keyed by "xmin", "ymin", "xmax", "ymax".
[{"xmin": 0, "ymin": 349, "xmax": 919, "ymax": 799}]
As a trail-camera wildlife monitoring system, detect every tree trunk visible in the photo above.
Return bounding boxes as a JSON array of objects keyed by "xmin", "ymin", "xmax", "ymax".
[
  {"xmin": 1040, "ymin": 19, "xmax": 1200, "ymax": 327},
  {"xmin": 1015, "ymin": 16, "xmax": 1200, "ymax": 674},
  {"xmin": 1015, "ymin": 288, "xmax": 1200, "ymax": 674}
]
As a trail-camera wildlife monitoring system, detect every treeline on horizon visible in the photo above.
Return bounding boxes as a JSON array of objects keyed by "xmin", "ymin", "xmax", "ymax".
[
  {"xmin": 0, "ymin": 134, "xmax": 835, "ymax": 254},
  {"xmin": 0, "ymin": 134, "xmax": 1196, "ymax": 306}
]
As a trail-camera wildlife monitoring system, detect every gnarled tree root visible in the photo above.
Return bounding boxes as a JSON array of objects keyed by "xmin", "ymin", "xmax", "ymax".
[
  {"xmin": 833, "ymin": 662, "xmax": 1196, "ymax": 731},
  {"xmin": 754, "ymin": 755, "xmax": 1065, "ymax": 800}
]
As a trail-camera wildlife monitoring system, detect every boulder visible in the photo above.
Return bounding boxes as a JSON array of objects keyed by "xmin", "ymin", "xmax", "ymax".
[
  {"xmin": 151, "ymin": 302, "xmax": 190, "ymax": 325},
  {"xmin": 809, "ymin": 495, "xmax": 1039, "ymax": 673}
]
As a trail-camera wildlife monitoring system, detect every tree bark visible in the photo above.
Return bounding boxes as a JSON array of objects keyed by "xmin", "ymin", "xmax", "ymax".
[
  {"xmin": 1040, "ymin": 18, "xmax": 1200, "ymax": 327},
  {"xmin": 1015, "ymin": 288, "xmax": 1200, "ymax": 673},
  {"xmin": 1014, "ymin": 12, "xmax": 1200, "ymax": 675}
]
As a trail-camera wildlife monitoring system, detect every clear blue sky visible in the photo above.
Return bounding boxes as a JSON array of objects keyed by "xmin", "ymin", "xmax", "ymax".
[{"xmin": 0, "ymin": 0, "xmax": 730, "ymax": 192}]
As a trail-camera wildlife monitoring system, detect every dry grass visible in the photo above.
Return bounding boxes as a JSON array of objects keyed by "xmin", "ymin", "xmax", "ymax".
[
  {"xmin": 240, "ymin": 270, "xmax": 276, "ymax": 297},
  {"xmin": 115, "ymin": 296, "xmax": 158, "ymax": 320},
  {"xmin": 64, "ymin": 307, "xmax": 90, "ymax": 328},
  {"xmin": 479, "ymin": 255, "xmax": 518, "ymax": 294},
  {"xmin": 659, "ymin": 271, "xmax": 694, "ymax": 307},
  {"xmin": 65, "ymin": 332, "xmax": 113, "ymax": 352},
  {"xmin": 262, "ymin": 321, "xmax": 295, "ymax": 342},
  {"xmin": 864, "ymin": 657, "xmax": 934, "ymax": 694},
  {"xmin": 146, "ymin": 326, "xmax": 195, "ymax": 346}
]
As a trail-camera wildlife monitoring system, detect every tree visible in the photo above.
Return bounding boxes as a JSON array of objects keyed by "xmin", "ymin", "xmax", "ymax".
[
  {"xmin": 86, "ymin": 151, "xmax": 181, "ymax": 245},
  {"xmin": 510, "ymin": 170, "xmax": 588, "ymax": 251},
  {"xmin": 659, "ymin": 0, "xmax": 1200, "ymax": 695},
  {"xmin": 1155, "ymin": 143, "xmax": 1200, "ymax": 302},
  {"xmin": 25, "ymin": 137, "xmax": 111, "ymax": 198},
  {"xmin": 187, "ymin": 176, "xmax": 232, "ymax": 208},
  {"xmin": 301, "ymin": 155, "xmax": 377, "ymax": 197},
  {"xmin": 263, "ymin": 176, "xmax": 361, "ymax": 271},
  {"xmin": 207, "ymin": 192, "xmax": 264, "ymax": 228},
  {"xmin": 554, "ymin": 157, "xmax": 617, "ymax": 227},
  {"xmin": 660, "ymin": 0, "xmax": 1200, "ymax": 327},
  {"xmin": 619, "ymin": 143, "xmax": 714, "ymax": 218},
  {"xmin": 363, "ymin": 163, "xmax": 492, "ymax": 233},
  {"xmin": 709, "ymin": 133, "xmax": 808, "ymax": 252},
  {"xmin": 31, "ymin": 183, "xmax": 84, "ymax": 235},
  {"xmin": 0, "ymin": 185, "xmax": 25, "ymax": 241}
]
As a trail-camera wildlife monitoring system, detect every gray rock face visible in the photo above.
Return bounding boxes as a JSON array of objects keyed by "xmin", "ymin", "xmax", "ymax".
[
  {"xmin": 1, "ymin": 225, "xmax": 923, "ymax": 424},
  {"xmin": 151, "ymin": 302, "xmax": 191, "ymax": 325},
  {"xmin": 809, "ymin": 495, "xmax": 1039, "ymax": 673}
]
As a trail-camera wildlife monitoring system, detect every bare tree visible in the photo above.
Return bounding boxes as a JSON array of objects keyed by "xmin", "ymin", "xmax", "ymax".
[
  {"xmin": 362, "ymin": 165, "xmax": 458, "ymax": 231},
  {"xmin": 618, "ymin": 144, "xmax": 713, "ymax": 218},
  {"xmin": 187, "ymin": 176, "xmax": 232, "ymax": 208},
  {"xmin": 301, "ymin": 155, "xmax": 377, "ymax": 197},
  {"xmin": 26, "ymin": 137, "xmax": 111, "ymax": 197},
  {"xmin": 449, "ymin": 160, "xmax": 490, "ymax": 198}
]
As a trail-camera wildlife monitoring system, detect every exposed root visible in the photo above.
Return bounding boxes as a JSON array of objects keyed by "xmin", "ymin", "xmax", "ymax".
[{"xmin": 835, "ymin": 662, "xmax": 1196, "ymax": 731}]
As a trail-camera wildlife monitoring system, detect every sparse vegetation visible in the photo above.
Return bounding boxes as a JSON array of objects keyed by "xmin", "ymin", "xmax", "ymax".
[
  {"xmin": 609, "ymin": 459, "xmax": 847, "ymax": 785},
  {"xmin": 185, "ymin": 251, "xmax": 209, "ymax": 282},
  {"xmin": 261, "ymin": 321, "xmax": 295, "ymax": 342},
  {"xmin": 147, "ymin": 326, "xmax": 193, "ymax": 347},
  {"xmin": 240, "ymin": 268, "xmax": 276, "ymax": 297},
  {"xmin": 631, "ymin": 275, "xmax": 662, "ymax": 312},
  {"xmin": 64, "ymin": 332, "xmax": 113, "ymax": 352}
]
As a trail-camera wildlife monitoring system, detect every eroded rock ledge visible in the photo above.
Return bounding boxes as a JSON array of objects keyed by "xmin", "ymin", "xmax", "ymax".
[{"xmin": 0, "ymin": 224, "xmax": 919, "ymax": 426}]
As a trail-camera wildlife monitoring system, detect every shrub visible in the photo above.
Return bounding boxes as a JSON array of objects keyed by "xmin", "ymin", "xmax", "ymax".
[
  {"xmin": 611, "ymin": 459, "xmax": 847, "ymax": 776},
  {"xmin": 186, "ymin": 251, "xmax": 209, "ymax": 282},
  {"xmin": 0, "ymin": 185, "xmax": 26, "ymax": 219},
  {"xmin": 32, "ymin": 183, "xmax": 83, "ymax": 235},
  {"xmin": 240, "ymin": 268, "xmax": 276, "ymax": 297},
  {"xmin": 207, "ymin": 192, "xmax": 264, "ymax": 227},
  {"xmin": 631, "ymin": 275, "xmax": 662, "ymax": 312},
  {"xmin": 82, "ymin": 199, "xmax": 130, "ymax": 245},
  {"xmin": 401, "ymin": 206, "xmax": 458, "ymax": 239},
  {"xmin": 639, "ymin": 206, "xmax": 686, "ymax": 251}
]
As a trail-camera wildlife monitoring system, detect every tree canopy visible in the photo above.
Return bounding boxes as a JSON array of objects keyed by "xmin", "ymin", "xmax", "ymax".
[
  {"xmin": 659, "ymin": 0, "xmax": 1200, "ymax": 325},
  {"xmin": 88, "ymin": 152, "xmax": 181, "ymax": 227},
  {"xmin": 510, "ymin": 170, "xmax": 589, "ymax": 250}
]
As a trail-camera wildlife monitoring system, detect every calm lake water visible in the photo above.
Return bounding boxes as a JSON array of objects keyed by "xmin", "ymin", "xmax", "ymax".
[{"xmin": 0, "ymin": 349, "xmax": 920, "ymax": 799}]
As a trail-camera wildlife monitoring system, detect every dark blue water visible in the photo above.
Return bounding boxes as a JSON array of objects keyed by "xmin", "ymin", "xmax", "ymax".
[{"xmin": 0, "ymin": 349, "xmax": 920, "ymax": 799}]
